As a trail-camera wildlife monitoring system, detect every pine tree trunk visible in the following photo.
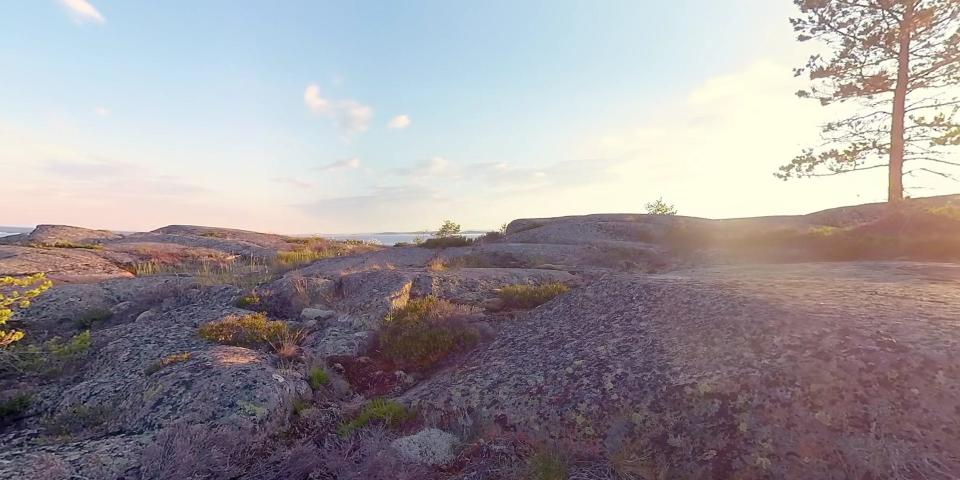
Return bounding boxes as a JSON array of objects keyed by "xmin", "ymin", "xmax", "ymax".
[{"xmin": 888, "ymin": 1, "xmax": 915, "ymax": 203}]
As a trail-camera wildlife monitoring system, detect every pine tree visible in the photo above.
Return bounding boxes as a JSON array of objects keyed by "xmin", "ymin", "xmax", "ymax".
[{"xmin": 778, "ymin": 0, "xmax": 960, "ymax": 201}]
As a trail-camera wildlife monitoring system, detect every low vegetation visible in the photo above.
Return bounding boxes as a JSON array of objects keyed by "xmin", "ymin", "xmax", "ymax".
[
  {"xmin": 6, "ymin": 330, "xmax": 93, "ymax": 375},
  {"xmin": 43, "ymin": 404, "xmax": 112, "ymax": 438},
  {"xmin": 419, "ymin": 219, "xmax": 475, "ymax": 248},
  {"xmin": 73, "ymin": 307, "xmax": 113, "ymax": 329},
  {"xmin": 498, "ymin": 282, "xmax": 570, "ymax": 309},
  {"xmin": 144, "ymin": 352, "xmax": 192, "ymax": 375},
  {"xmin": 526, "ymin": 449, "xmax": 569, "ymax": 480},
  {"xmin": 418, "ymin": 236, "xmax": 475, "ymax": 248},
  {"xmin": 337, "ymin": 398, "xmax": 410, "ymax": 437},
  {"xmin": 379, "ymin": 297, "xmax": 480, "ymax": 370},
  {"xmin": 1, "ymin": 273, "xmax": 53, "ymax": 348},
  {"xmin": 0, "ymin": 393, "xmax": 31, "ymax": 423},
  {"xmin": 198, "ymin": 313, "xmax": 288, "ymax": 348},
  {"xmin": 308, "ymin": 366, "xmax": 330, "ymax": 389},
  {"xmin": 235, "ymin": 291, "xmax": 262, "ymax": 309},
  {"xmin": 30, "ymin": 241, "xmax": 103, "ymax": 250}
]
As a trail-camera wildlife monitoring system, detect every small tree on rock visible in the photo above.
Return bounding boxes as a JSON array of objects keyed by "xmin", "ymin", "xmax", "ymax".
[
  {"xmin": 434, "ymin": 220, "xmax": 462, "ymax": 238},
  {"xmin": 645, "ymin": 197, "xmax": 678, "ymax": 215}
]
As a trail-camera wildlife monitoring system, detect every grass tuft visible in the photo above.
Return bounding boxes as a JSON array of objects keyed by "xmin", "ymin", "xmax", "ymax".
[
  {"xmin": 337, "ymin": 399, "xmax": 410, "ymax": 437},
  {"xmin": 498, "ymin": 282, "xmax": 570, "ymax": 309}
]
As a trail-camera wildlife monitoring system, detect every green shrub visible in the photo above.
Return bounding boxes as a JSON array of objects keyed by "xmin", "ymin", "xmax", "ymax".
[
  {"xmin": 198, "ymin": 313, "xmax": 288, "ymax": 348},
  {"xmin": 527, "ymin": 450, "xmax": 569, "ymax": 480},
  {"xmin": 498, "ymin": 283, "xmax": 570, "ymax": 309},
  {"xmin": 145, "ymin": 352, "xmax": 192, "ymax": 375},
  {"xmin": 0, "ymin": 394, "xmax": 31, "ymax": 422},
  {"xmin": 236, "ymin": 292, "xmax": 262, "ymax": 309},
  {"xmin": 1, "ymin": 273, "xmax": 53, "ymax": 348},
  {"xmin": 418, "ymin": 236, "xmax": 474, "ymax": 248},
  {"xmin": 337, "ymin": 399, "xmax": 410, "ymax": 437},
  {"xmin": 74, "ymin": 307, "xmax": 113, "ymax": 329},
  {"xmin": 47, "ymin": 330, "xmax": 92, "ymax": 359},
  {"xmin": 308, "ymin": 367, "xmax": 330, "ymax": 389},
  {"xmin": 5, "ymin": 330, "xmax": 92, "ymax": 375},
  {"xmin": 379, "ymin": 297, "xmax": 479, "ymax": 370}
]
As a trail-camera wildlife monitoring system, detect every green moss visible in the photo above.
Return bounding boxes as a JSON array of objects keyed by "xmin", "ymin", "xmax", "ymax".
[
  {"xmin": 337, "ymin": 399, "xmax": 410, "ymax": 437},
  {"xmin": 498, "ymin": 282, "xmax": 570, "ymax": 309}
]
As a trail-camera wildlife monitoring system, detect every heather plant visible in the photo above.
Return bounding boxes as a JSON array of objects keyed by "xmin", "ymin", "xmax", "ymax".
[
  {"xmin": 0, "ymin": 273, "xmax": 53, "ymax": 348},
  {"xmin": 379, "ymin": 297, "xmax": 480, "ymax": 370},
  {"xmin": 498, "ymin": 282, "xmax": 570, "ymax": 309},
  {"xmin": 198, "ymin": 313, "xmax": 288, "ymax": 348}
]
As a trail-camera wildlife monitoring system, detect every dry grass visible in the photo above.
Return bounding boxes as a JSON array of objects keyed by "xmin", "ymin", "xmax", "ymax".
[{"xmin": 498, "ymin": 282, "xmax": 570, "ymax": 309}]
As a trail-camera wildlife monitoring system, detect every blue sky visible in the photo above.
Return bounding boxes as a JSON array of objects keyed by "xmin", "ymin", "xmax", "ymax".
[{"xmin": 3, "ymin": 1, "xmax": 956, "ymax": 233}]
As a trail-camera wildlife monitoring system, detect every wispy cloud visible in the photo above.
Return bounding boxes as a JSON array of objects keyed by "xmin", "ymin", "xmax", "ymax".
[
  {"xmin": 303, "ymin": 84, "xmax": 373, "ymax": 135},
  {"xmin": 272, "ymin": 177, "xmax": 314, "ymax": 189},
  {"xmin": 60, "ymin": 0, "xmax": 105, "ymax": 24},
  {"xmin": 387, "ymin": 114, "xmax": 411, "ymax": 129},
  {"xmin": 316, "ymin": 157, "xmax": 361, "ymax": 172}
]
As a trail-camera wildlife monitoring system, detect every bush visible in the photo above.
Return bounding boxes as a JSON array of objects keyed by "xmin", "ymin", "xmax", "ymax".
[
  {"xmin": 144, "ymin": 352, "xmax": 192, "ymax": 375},
  {"xmin": 236, "ymin": 291, "xmax": 262, "ymax": 309},
  {"xmin": 526, "ymin": 450, "xmax": 569, "ymax": 480},
  {"xmin": 308, "ymin": 367, "xmax": 330, "ymax": 389},
  {"xmin": 379, "ymin": 297, "xmax": 479, "ymax": 370},
  {"xmin": 0, "ymin": 273, "xmax": 53, "ymax": 348},
  {"xmin": 73, "ymin": 308, "xmax": 113, "ymax": 329},
  {"xmin": 6, "ymin": 331, "xmax": 92, "ymax": 375},
  {"xmin": 337, "ymin": 399, "xmax": 410, "ymax": 437},
  {"xmin": 498, "ymin": 283, "xmax": 570, "ymax": 309},
  {"xmin": 0, "ymin": 393, "xmax": 31, "ymax": 423},
  {"xmin": 198, "ymin": 313, "xmax": 288, "ymax": 348},
  {"xmin": 418, "ymin": 236, "xmax": 474, "ymax": 248},
  {"xmin": 48, "ymin": 330, "xmax": 92, "ymax": 359}
]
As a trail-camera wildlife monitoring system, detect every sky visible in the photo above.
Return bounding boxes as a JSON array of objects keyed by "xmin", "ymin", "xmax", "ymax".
[{"xmin": 2, "ymin": 0, "xmax": 957, "ymax": 233}]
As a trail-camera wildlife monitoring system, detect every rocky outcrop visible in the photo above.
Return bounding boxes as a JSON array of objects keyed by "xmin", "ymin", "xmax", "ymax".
[
  {"xmin": 0, "ymin": 224, "xmax": 121, "ymax": 247},
  {"xmin": 404, "ymin": 262, "xmax": 960, "ymax": 478}
]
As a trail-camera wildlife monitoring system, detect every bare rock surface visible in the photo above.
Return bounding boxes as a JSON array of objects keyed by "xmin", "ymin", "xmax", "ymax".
[
  {"xmin": 403, "ymin": 262, "xmax": 960, "ymax": 479},
  {"xmin": 0, "ymin": 224, "xmax": 121, "ymax": 246},
  {"xmin": 0, "ymin": 245, "xmax": 132, "ymax": 282}
]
